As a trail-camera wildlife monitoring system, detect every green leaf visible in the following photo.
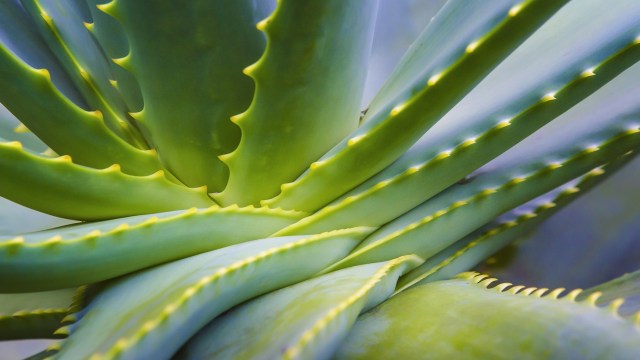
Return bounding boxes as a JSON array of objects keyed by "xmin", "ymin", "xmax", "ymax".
[
  {"xmin": 0, "ymin": 205, "xmax": 305, "ymax": 292},
  {"xmin": 19, "ymin": 0, "xmax": 147, "ymax": 147},
  {"xmin": 0, "ymin": 141, "xmax": 213, "ymax": 220},
  {"xmin": 264, "ymin": 0, "xmax": 567, "ymax": 212},
  {"xmin": 0, "ymin": 288, "xmax": 75, "ymax": 340},
  {"xmin": 397, "ymin": 153, "xmax": 636, "ymax": 292},
  {"xmin": 277, "ymin": 2, "xmax": 640, "ymax": 235},
  {"xmin": 364, "ymin": 0, "xmax": 521, "ymax": 123},
  {"xmin": 0, "ymin": 0, "xmax": 86, "ymax": 105},
  {"xmin": 336, "ymin": 273, "xmax": 640, "ymax": 359},
  {"xmin": 479, "ymin": 149, "xmax": 640, "ymax": 290},
  {"xmin": 215, "ymin": 0, "xmax": 378, "ymax": 206},
  {"xmin": 0, "ymin": 43, "xmax": 162, "ymax": 174},
  {"xmin": 177, "ymin": 256, "xmax": 420, "ymax": 360},
  {"xmin": 324, "ymin": 126, "xmax": 640, "ymax": 271},
  {"xmin": 100, "ymin": 0, "xmax": 265, "ymax": 190},
  {"xmin": 84, "ymin": 0, "xmax": 144, "ymax": 113},
  {"xmin": 52, "ymin": 228, "xmax": 373, "ymax": 359},
  {"xmin": 581, "ymin": 269, "xmax": 640, "ymax": 316}
]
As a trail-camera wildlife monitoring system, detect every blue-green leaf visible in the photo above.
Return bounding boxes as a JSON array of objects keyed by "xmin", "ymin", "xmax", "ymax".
[
  {"xmin": 264, "ymin": 0, "xmax": 567, "ymax": 212},
  {"xmin": 215, "ymin": 0, "xmax": 378, "ymax": 206},
  {"xmin": 178, "ymin": 256, "xmax": 420, "ymax": 360},
  {"xmin": 99, "ymin": 0, "xmax": 265, "ymax": 190},
  {"xmin": 52, "ymin": 228, "xmax": 372, "ymax": 359},
  {"xmin": 336, "ymin": 273, "xmax": 640, "ymax": 359},
  {"xmin": 0, "ymin": 206, "xmax": 304, "ymax": 292}
]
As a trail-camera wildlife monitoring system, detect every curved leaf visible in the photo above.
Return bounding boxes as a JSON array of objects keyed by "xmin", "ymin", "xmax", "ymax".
[
  {"xmin": 324, "ymin": 126, "xmax": 639, "ymax": 271},
  {"xmin": 0, "ymin": 141, "xmax": 213, "ymax": 220},
  {"xmin": 100, "ymin": 0, "xmax": 265, "ymax": 190},
  {"xmin": 278, "ymin": 22, "xmax": 640, "ymax": 235},
  {"xmin": 0, "ymin": 288, "xmax": 75, "ymax": 340},
  {"xmin": 336, "ymin": 273, "xmax": 640, "ymax": 359},
  {"xmin": 216, "ymin": 0, "xmax": 378, "ymax": 206},
  {"xmin": 480, "ymin": 153, "xmax": 640, "ymax": 289},
  {"xmin": 397, "ymin": 152, "xmax": 636, "ymax": 291},
  {"xmin": 0, "ymin": 0, "xmax": 85, "ymax": 105},
  {"xmin": 84, "ymin": 0, "xmax": 143, "ymax": 113},
  {"xmin": 178, "ymin": 256, "xmax": 420, "ymax": 360},
  {"xmin": 52, "ymin": 228, "xmax": 373, "ymax": 359},
  {"xmin": 0, "ymin": 43, "xmax": 162, "ymax": 174},
  {"xmin": 582, "ymin": 269, "xmax": 640, "ymax": 316},
  {"xmin": 19, "ymin": 0, "xmax": 147, "ymax": 146},
  {"xmin": 264, "ymin": 0, "xmax": 567, "ymax": 212},
  {"xmin": 0, "ymin": 206, "xmax": 304, "ymax": 292}
]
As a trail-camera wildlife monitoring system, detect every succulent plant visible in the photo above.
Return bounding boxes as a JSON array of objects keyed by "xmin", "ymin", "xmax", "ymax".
[{"xmin": 1, "ymin": 0, "xmax": 640, "ymax": 359}]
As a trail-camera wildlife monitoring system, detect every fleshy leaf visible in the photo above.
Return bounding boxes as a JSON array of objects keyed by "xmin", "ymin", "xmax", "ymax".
[
  {"xmin": 0, "ymin": 42, "xmax": 162, "ymax": 174},
  {"xmin": 581, "ymin": 270, "xmax": 640, "ymax": 316},
  {"xmin": 364, "ymin": 0, "xmax": 522, "ymax": 123},
  {"xmin": 0, "ymin": 205, "xmax": 304, "ymax": 292},
  {"xmin": 177, "ymin": 256, "xmax": 420, "ymax": 360},
  {"xmin": 362, "ymin": 0, "xmax": 446, "ymax": 105},
  {"xmin": 335, "ymin": 273, "xmax": 640, "ymax": 359},
  {"xmin": 264, "ymin": 0, "xmax": 567, "ymax": 212},
  {"xmin": 52, "ymin": 228, "xmax": 373, "ymax": 359},
  {"xmin": 0, "ymin": 0, "xmax": 85, "ymax": 105},
  {"xmin": 324, "ymin": 125, "xmax": 640, "ymax": 271},
  {"xmin": 0, "ymin": 288, "xmax": 75, "ymax": 340},
  {"xmin": 478, "ymin": 151, "xmax": 640, "ymax": 290},
  {"xmin": 84, "ymin": 0, "xmax": 143, "ymax": 113},
  {"xmin": 276, "ymin": 5, "xmax": 640, "ymax": 235},
  {"xmin": 0, "ymin": 141, "xmax": 213, "ymax": 220},
  {"xmin": 100, "ymin": 0, "xmax": 265, "ymax": 190},
  {"xmin": 19, "ymin": 0, "xmax": 147, "ymax": 147},
  {"xmin": 397, "ymin": 152, "xmax": 636, "ymax": 292},
  {"xmin": 215, "ymin": 0, "xmax": 378, "ymax": 206}
]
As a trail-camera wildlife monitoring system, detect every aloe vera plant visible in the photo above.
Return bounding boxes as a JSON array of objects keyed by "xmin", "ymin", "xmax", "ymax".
[{"xmin": 1, "ymin": 0, "xmax": 640, "ymax": 358}]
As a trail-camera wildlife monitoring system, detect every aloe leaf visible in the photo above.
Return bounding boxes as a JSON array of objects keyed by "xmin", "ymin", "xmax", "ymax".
[
  {"xmin": 83, "ymin": 0, "xmax": 125, "ymax": 57},
  {"xmin": 0, "ymin": 206, "xmax": 305, "ymax": 292},
  {"xmin": 0, "ymin": 141, "xmax": 213, "ymax": 220},
  {"xmin": 581, "ymin": 270, "xmax": 640, "ymax": 317},
  {"xmin": 177, "ymin": 256, "xmax": 420, "ymax": 360},
  {"xmin": 397, "ymin": 153, "xmax": 636, "ymax": 292},
  {"xmin": 51, "ymin": 228, "xmax": 372, "ymax": 359},
  {"xmin": 396, "ymin": 187, "xmax": 583, "ymax": 292},
  {"xmin": 99, "ymin": 0, "xmax": 265, "ymax": 191},
  {"xmin": 336, "ymin": 273, "xmax": 640, "ymax": 359},
  {"xmin": 18, "ymin": 0, "xmax": 147, "ymax": 147},
  {"xmin": 264, "ymin": 0, "xmax": 567, "ymax": 212},
  {"xmin": 0, "ymin": 288, "xmax": 75, "ymax": 340},
  {"xmin": 84, "ymin": 0, "xmax": 143, "ymax": 113},
  {"xmin": 480, "ymin": 153, "xmax": 640, "ymax": 290},
  {"xmin": 0, "ymin": 0, "xmax": 85, "ymax": 106},
  {"xmin": 279, "ymin": 15, "xmax": 640, "ymax": 234},
  {"xmin": 324, "ymin": 125, "xmax": 640, "ymax": 271},
  {"xmin": 0, "ymin": 43, "xmax": 162, "ymax": 174},
  {"xmin": 215, "ymin": 0, "xmax": 378, "ymax": 206},
  {"xmin": 364, "ymin": 0, "xmax": 521, "ymax": 123}
]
